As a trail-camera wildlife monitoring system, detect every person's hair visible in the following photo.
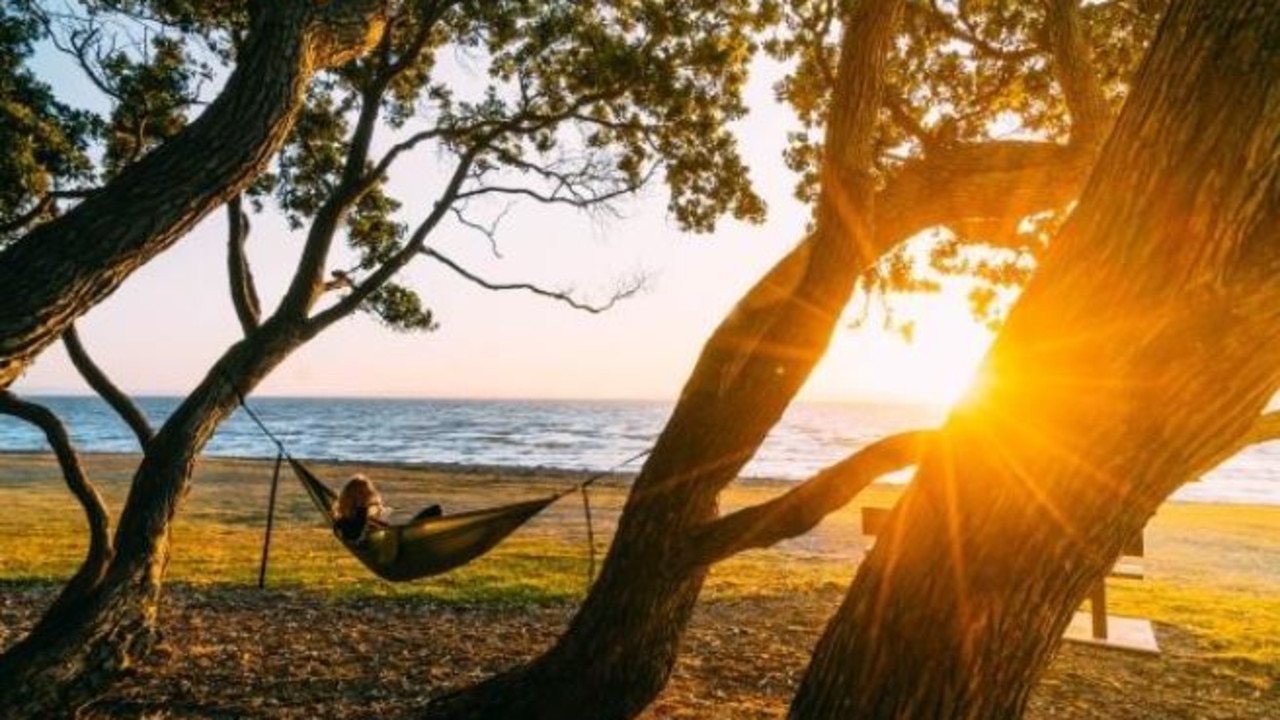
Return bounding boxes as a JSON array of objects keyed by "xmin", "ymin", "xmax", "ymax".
[{"xmin": 335, "ymin": 475, "xmax": 383, "ymax": 520}]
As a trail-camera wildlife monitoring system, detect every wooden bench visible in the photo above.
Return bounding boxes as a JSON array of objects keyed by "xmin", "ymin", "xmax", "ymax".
[{"xmin": 860, "ymin": 506, "xmax": 1158, "ymax": 654}]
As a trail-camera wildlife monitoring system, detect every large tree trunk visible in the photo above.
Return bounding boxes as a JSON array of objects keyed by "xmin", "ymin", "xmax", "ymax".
[
  {"xmin": 422, "ymin": 1, "xmax": 1121, "ymax": 717},
  {"xmin": 0, "ymin": 0, "xmax": 385, "ymax": 390},
  {"xmin": 791, "ymin": 2, "xmax": 1280, "ymax": 717},
  {"xmin": 0, "ymin": 320, "xmax": 310, "ymax": 718},
  {"xmin": 423, "ymin": 1, "xmax": 905, "ymax": 717}
]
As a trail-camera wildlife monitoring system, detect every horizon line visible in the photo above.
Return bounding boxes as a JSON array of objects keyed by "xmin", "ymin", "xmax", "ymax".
[{"xmin": 13, "ymin": 388, "xmax": 950, "ymax": 408}]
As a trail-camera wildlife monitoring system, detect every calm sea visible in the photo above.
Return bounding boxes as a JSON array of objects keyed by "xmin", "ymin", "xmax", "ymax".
[{"xmin": 0, "ymin": 396, "xmax": 1275, "ymax": 505}]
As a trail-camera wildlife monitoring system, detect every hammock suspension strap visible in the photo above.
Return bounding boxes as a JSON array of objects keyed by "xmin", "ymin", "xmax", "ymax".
[{"xmin": 234, "ymin": 387, "xmax": 288, "ymax": 457}]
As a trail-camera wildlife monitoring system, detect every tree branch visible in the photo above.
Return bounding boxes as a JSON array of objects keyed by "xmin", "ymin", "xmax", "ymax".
[
  {"xmin": 0, "ymin": 0, "xmax": 389, "ymax": 391},
  {"xmin": 876, "ymin": 139, "xmax": 1092, "ymax": 252},
  {"xmin": 1194, "ymin": 410, "xmax": 1280, "ymax": 477},
  {"xmin": 306, "ymin": 148, "xmax": 482, "ymax": 333},
  {"xmin": 421, "ymin": 247, "xmax": 645, "ymax": 314},
  {"xmin": 1242, "ymin": 410, "xmax": 1280, "ymax": 446},
  {"xmin": 226, "ymin": 195, "xmax": 261, "ymax": 335},
  {"xmin": 454, "ymin": 180, "xmax": 642, "ymax": 209},
  {"xmin": 685, "ymin": 430, "xmax": 931, "ymax": 567},
  {"xmin": 0, "ymin": 189, "xmax": 100, "ymax": 238},
  {"xmin": 884, "ymin": 90, "xmax": 934, "ymax": 149},
  {"xmin": 449, "ymin": 202, "xmax": 512, "ymax": 258},
  {"xmin": 368, "ymin": 127, "xmax": 449, "ymax": 180},
  {"xmin": 277, "ymin": 88, "xmax": 388, "ymax": 319},
  {"xmin": 0, "ymin": 391, "xmax": 113, "ymax": 604},
  {"xmin": 1043, "ymin": 0, "xmax": 1111, "ymax": 148},
  {"xmin": 62, "ymin": 325, "xmax": 154, "ymax": 448},
  {"xmin": 278, "ymin": 4, "xmax": 451, "ymax": 320}
]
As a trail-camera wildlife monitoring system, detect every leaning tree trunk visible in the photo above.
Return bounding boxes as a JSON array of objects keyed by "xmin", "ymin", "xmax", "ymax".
[
  {"xmin": 422, "ymin": 1, "xmax": 905, "ymax": 717},
  {"xmin": 0, "ymin": 0, "xmax": 385, "ymax": 390},
  {"xmin": 422, "ymin": 0, "xmax": 1121, "ymax": 716},
  {"xmin": 791, "ymin": 2, "xmax": 1280, "ymax": 717},
  {"xmin": 0, "ymin": 320, "xmax": 310, "ymax": 718}
]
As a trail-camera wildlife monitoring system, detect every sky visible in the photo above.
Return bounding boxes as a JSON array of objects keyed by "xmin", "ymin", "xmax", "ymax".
[{"xmin": 15, "ymin": 35, "xmax": 996, "ymax": 405}]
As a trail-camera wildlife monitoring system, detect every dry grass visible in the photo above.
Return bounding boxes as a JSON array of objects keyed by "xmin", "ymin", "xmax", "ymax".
[{"xmin": 1, "ymin": 452, "xmax": 1278, "ymax": 717}]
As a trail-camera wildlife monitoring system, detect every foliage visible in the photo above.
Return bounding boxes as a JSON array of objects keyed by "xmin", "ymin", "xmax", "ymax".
[
  {"xmin": 8, "ymin": 0, "xmax": 777, "ymax": 332},
  {"xmin": 98, "ymin": 34, "xmax": 206, "ymax": 174},
  {"xmin": 0, "ymin": 0, "xmax": 212, "ymax": 245},
  {"xmin": 0, "ymin": 1, "xmax": 97, "ymax": 243},
  {"xmin": 245, "ymin": 0, "xmax": 775, "ymax": 330},
  {"xmin": 767, "ymin": 0, "xmax": 1165, "ymax": 327}
]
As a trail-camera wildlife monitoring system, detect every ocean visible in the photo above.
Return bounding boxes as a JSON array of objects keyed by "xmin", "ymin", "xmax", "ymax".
[{"xmin": 0, "ymin": 396, "xmax": 1275, "ymax": 506}]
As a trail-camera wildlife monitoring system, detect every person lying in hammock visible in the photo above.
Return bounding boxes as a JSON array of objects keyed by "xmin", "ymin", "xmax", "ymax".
[{"xmin": 333, "ymin": 475, "xmax": 443, "ymax": 543}]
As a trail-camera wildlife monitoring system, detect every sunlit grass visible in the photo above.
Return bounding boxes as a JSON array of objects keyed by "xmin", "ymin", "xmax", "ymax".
[{"xmin": 1, "ymin": 452, "xmax": 1277, "ymax": 674}]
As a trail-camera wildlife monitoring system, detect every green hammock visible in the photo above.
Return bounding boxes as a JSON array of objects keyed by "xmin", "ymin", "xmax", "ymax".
[{"xmin": 289, "ymin": 459, "xmax": 571, "ymax": 582}]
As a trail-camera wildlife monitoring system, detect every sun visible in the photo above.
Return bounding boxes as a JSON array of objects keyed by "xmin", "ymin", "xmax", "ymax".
[{"xmin": 806, "ymin": 282, "xmax": 997, "ymax": 407}]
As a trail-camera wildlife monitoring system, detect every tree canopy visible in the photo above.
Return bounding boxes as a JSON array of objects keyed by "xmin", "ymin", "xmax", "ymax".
[
  {"xmin": 769, "ymin": 0, "xmax": 1162, "ymax": 326},
  {"xmin": 0, "ymin": 0, "xmax": 786, "ymax": 714}
]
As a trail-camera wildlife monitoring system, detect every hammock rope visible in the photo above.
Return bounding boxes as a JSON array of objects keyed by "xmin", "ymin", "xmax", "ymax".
[{"xmin": 235, "ymin": 391, "xmax": 649, "ymax": 586}]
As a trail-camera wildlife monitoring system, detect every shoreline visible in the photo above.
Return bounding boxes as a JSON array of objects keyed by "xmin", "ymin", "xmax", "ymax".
[
  {"xmin": 0, "ymin": 448, "xmax": 1275, "ymax": 509},
  {"xmin": 4, "ymin": 451, "xmax": 1279, "ymax": 599}
]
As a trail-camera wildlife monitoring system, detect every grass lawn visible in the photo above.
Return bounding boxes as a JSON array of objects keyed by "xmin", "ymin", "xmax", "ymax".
[{"xmin": 1, "ymin": 452, "xmax": 1277, "ymax": 718}]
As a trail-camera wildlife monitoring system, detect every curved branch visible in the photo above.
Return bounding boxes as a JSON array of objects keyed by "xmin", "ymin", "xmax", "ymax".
[
  {"xmin": 1194, "ymin": 410, "xmax": 1280, "ymax": 476},
  {"xmin": 279, "ymin": 3, "xmax": 452, "ymax": 320},
  {"xmin": 421, "ymin": 248, "xmax": 645, "ymax": 314},
  {"xmin": 62, "ymin": 325, "xmax": 153, "ymax": 448},
  {"xmin": 1044, "ymin": 0, "xmax": 1111, "ymax": 148},
  {"xmin": 226, "ymin": 195, "xmax": 261, "ymax": 335},
  {"xmin": 876, "ymin": 140, "xmax": 1092, "ymax": 250},
  {"xmin": 685, "ymin": 430, "xmax": 931, "ymax": 567},
  {"xmin": 0, "ymin": 0, "xmax": 388, "ymax": 390},
  {"xmin": 369, "ymin": 127, "xmax": 448, "ymax": 179},
  {"xmin": 306, "ymin": 148, "xmax": 482, "ymax": 334},
  {"xmin": 0, "ymin": 391, "xmax": 113, "ymax": 604}
]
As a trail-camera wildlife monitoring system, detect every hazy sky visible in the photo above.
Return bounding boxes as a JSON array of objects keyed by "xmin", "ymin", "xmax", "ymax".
[{"xmin": 15, "ymin": 46, "xmax": 994, "ymax": 404}]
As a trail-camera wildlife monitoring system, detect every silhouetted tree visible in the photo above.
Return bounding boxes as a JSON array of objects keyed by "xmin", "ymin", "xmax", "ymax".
[
  {"xmin": 422, "ymin": 0, "xmax": 1161, "ymax": 718},
  {"xmin": 793, "ymin": 1, "xmax": 1280, "ymax": 715},
  {"xmin": 0, "ymin": 1, "xmax": 770, "ymax": 716}
]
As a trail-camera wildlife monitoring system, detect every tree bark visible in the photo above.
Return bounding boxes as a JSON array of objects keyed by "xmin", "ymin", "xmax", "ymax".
[
  {"xmin": 0, "ymin": 317, "xmax": 311, "ymax": 718},
  {"xmin": 0, "ymin": 0, "xmax": 386, "ymax": 390},
  {"xmin": 791, "ymin": 2, "xmax": 1280, "ymax": 717}
]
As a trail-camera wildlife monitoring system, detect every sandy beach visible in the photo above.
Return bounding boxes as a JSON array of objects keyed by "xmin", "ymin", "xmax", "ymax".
[{"xmin": 1, "ymin": 452, "xmax": 1277, "ymax": 718}]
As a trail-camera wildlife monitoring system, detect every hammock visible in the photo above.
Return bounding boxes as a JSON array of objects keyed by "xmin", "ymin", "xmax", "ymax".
[
  {"xmin": 236, "ymin": 390, "xmax": 649, "ymax": 586},
  {"xmin": 289, "ymin": 458, "xmax": 572, "ymax": 582}
]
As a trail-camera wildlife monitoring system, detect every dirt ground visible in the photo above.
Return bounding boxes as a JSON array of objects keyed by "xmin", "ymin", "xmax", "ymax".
[{"xmin": 1, "ymin": 582, "xmax": 1274, "ymax": 719}]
